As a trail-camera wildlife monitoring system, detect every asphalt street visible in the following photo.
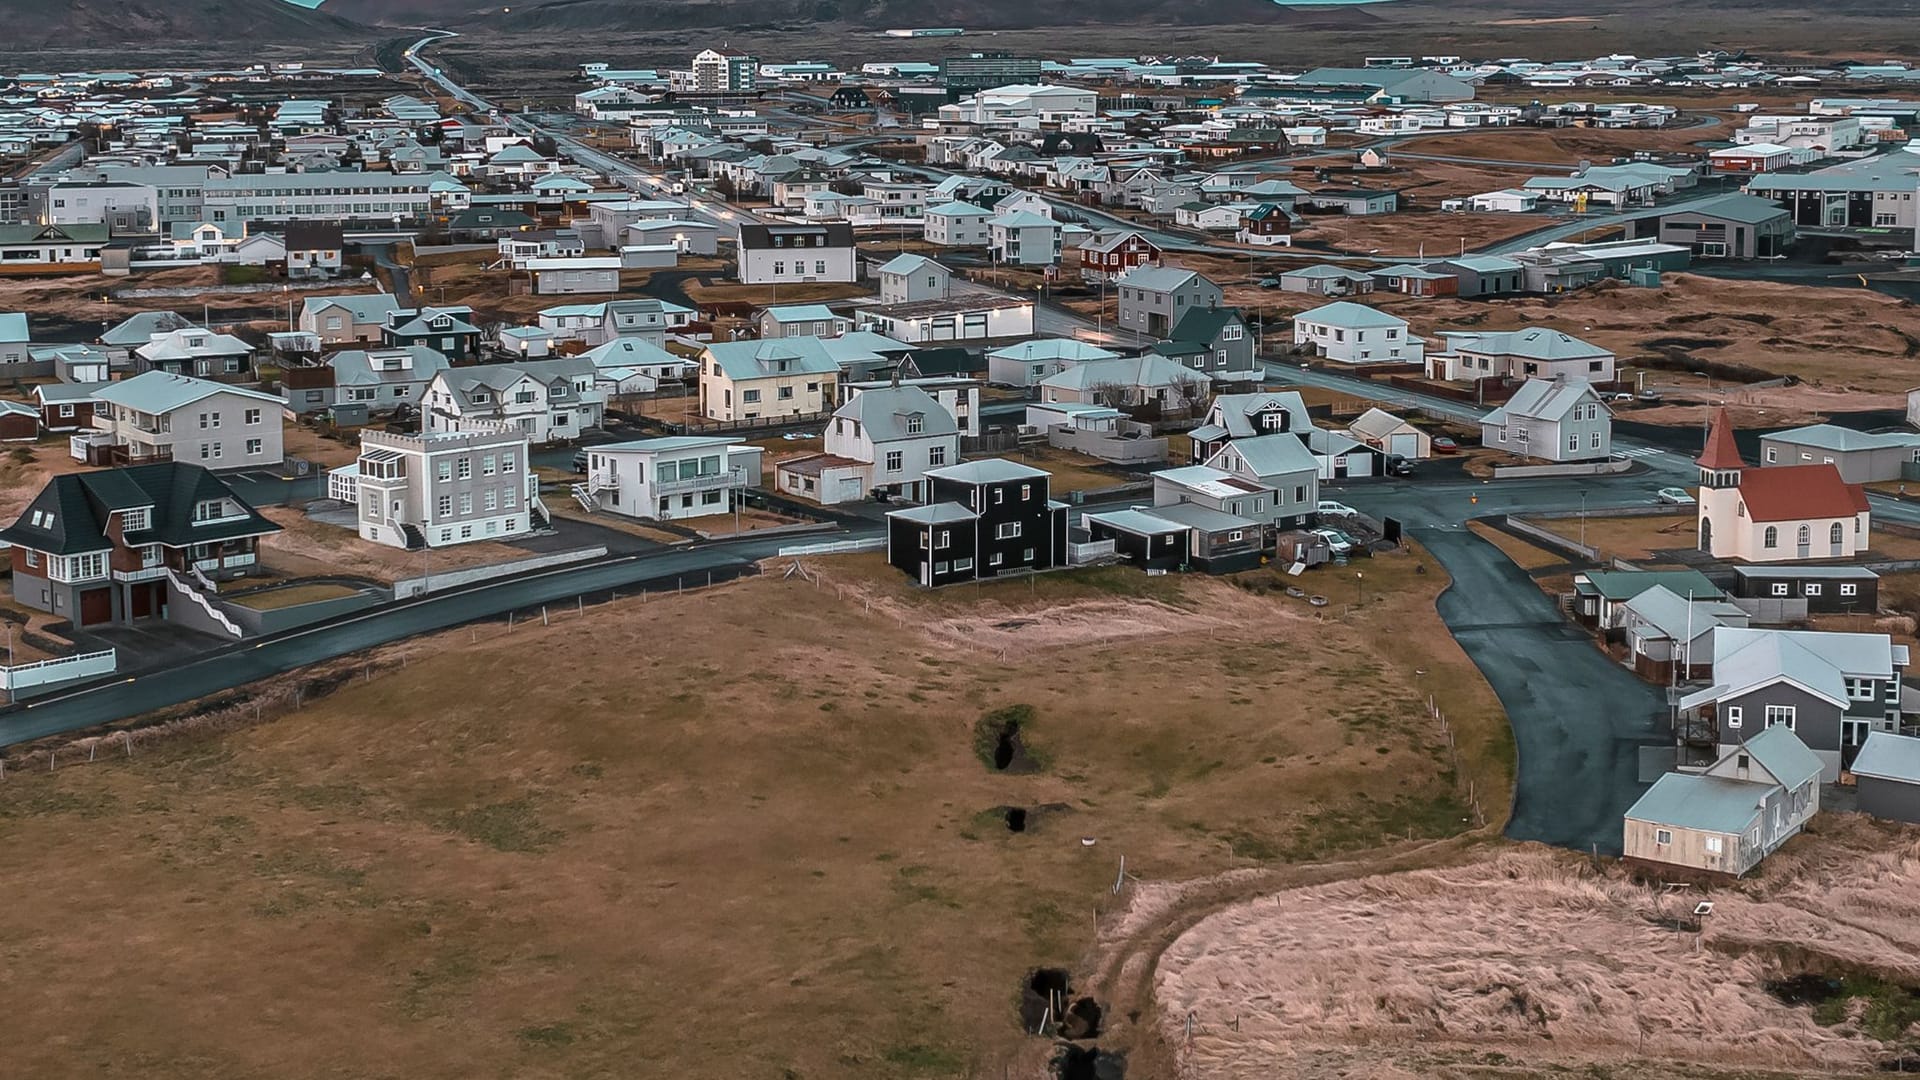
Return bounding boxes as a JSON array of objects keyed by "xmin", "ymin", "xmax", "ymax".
[
  {"xmin": 1416, "ymin": 525, "xmax": 1666, "ymax": 855},
  {"xmin": 0, "ymin": 536, "xmax": 844, "ymax": 747}
]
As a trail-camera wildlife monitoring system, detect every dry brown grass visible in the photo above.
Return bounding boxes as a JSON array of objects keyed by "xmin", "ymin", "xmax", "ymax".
[
  {"xmin": 989, "ymin": 444, "xmax": 1138, "ymax": 495},
  {"xmin": 1530, "ymin": 511, "xmax": 1697, "ymax": 562},
  {"xmin": 0, "ymin": 541, "xmax": 1503, "ymax": 1080},
  {"xmin": 0, "ymin": 438, "xmax": 92, "ymax": 523},
  {"xmin": 1154, "ymin": 817, "xmax": 1920, "ymax": 1079},
  {"xmin": 1466, "ymin": 519, "xmax": 1573, "ymax": 572},
  {"xmin": 254, "ymin": 506, "xmax": 529, "ymax": 584},
  {"xmin": 280, "ymin": 420, "xmax": 363, "ymax": 469},
  {"xmin": 225, "ymin": 582, "xmax": 366, "ymax": 610}
]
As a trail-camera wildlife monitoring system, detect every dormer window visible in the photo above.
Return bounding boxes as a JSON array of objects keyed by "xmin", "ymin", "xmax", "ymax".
[
  {"xmin": 121, "ymin": 507, "xmax": 151, "ymax": 532},
  {"xmin": 906, "ymin": 414, "xmax": 923, "ymax": 434},
  {"xmin": 192, "ymin": 499, "xmax": 228, "ymax": 523}
]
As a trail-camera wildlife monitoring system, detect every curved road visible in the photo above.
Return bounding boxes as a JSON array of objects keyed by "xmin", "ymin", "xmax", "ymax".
[{"xmin": 0, "ymin": 535, "xmax": 848, "ymax": 747}]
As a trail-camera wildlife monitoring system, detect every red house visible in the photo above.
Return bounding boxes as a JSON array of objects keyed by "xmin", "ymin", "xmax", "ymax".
[
  {"xmin": 1075, "ymin": 230, "xmax": 1163, "ymax": 284},
  {"xmin": 33, "ymin": 383, "xmax": 101, "ymax": 433}
]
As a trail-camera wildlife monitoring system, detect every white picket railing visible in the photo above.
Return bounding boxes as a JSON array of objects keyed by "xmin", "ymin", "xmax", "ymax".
[
  {"xmin": 166, "ymin": 568, "xmax": 243, "ymax": 638},
  {"xmin": 777, "ymin": 538, "xmax": 886, "ymax": 557},
  {"xmin": 0, "ymin": 649, "xmax": 116, "ymax": 691}
]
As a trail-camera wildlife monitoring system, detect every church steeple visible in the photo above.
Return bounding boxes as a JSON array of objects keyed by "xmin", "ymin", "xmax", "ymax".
[{"xmin": 1697, "ymin": 406, "xmax": 1744, "ymax": 489}]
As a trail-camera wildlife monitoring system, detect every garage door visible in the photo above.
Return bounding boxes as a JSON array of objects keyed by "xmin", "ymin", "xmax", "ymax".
[
  {"xmin": 130, "ymin": 582, "xmax": 162, "ymax": 619},
  {"xmin": 1389, "ymin": 432, "xmax": 1421, "ymax": 458},
  {"xmin": 79, "ymin": 587, "xmax": 113, "ymax": 627}
]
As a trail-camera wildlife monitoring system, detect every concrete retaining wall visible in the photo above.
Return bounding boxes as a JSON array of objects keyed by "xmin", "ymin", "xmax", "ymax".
[
  {"xmin": 1502, "ymin": 516, "xmax": 1599, "ymax": 561},
  {"xmin": 1492, "ymin": 457, "xmax": 1636, "ymax": 480},
  {"xmin": 219, "ymin": 589, "xmax": 388, "ymax": 636},
  {"xmin": 394, "ymin": 546, "xmax": 609, "ymax": 599}
]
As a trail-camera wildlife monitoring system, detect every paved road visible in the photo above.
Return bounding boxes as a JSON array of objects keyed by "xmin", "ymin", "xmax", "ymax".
[
  {"xmin": 1414, "ymin": 524, "xmax": 1666, "ymax": 855},
  {"xmin": 0, "ymin": 536, "xmax": 844, "ymax": 747}
]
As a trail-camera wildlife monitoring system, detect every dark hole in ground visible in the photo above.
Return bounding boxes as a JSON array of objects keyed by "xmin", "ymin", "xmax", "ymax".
[
  {"xmin": 1006, "ymin": 808, "xmax": 1028, "ymax": 832},
  {"xmin": 1021, "ymin": 968, "xmax": 1072, "ymax": 1032},
  {"xmin": 1768, "ymin": 974, "xmax": 1844, "ymax": 1006},
  {"xmin": 1883, "ymin": 1053, "xmax": 1920, "ymax": 1072},
  {"xmin": 993, "ymin": 719, "xmax": 1036, "ymax": 772},
  {"xmin": 1054, "ymin": 1044, "xmax": 1126, "ymax": 1080},
  {"xmin": 1061, "ymin": 997, "xmax": 1103, "ymax": 1040}
]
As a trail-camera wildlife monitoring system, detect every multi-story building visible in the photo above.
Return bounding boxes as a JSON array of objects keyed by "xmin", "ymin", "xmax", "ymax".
[
  {"xmin": 0, "ymin": 462, "xmax": 280, "ymax": 628},
  {"xmin": 572, "ymin": 435, "xmax": 764, "ymax": 522},
  {"xmin": 885, "ymin": 458, "xmax": 1068, "ymax": 587},
  {"xmin": 422, "ymin": 357, "xmax": 603, "ymax": 444},
  {"xmin": 30, "ymin": 181, "xmax": 158, "ymax": 230},
  {"xmin": 1478, "ymin": 376, "xmax": 1612, "ymax": 463},
  {"xmin": 132, "ymin": 326, "xmax": 254, "ymax": 379},
  {"xmin": 923, "ymin": 201, "xmax": 993, "ymax": 247},
  {"xmin": 1116, "ymin": 266, "xmax": 1223, "ymax": 339},
  {"xmin": 699, "ymin": 337, "xmax": 841, "ymax": 422},
  {"xmin": 336, "ymin": 422, "xmax": 538, "ymax": 550},
  {"xmin": 200, "ymin": 171, "xmax": 466, "ymax": 227},
  {"xmin": 987, "ymin": 211, "xmax": 1062, "ymax": 267},
  {"xmin": 83, "ymin": 372, "xmax": 285, "ymax": 471},
  {"xmin": 736, "ymin": 222, "xmax": 857, "ymax": 285},
  {"xmin": 690, "ymin": 48, "xmax": 759, "ymax": 93},
  {"xmin": 300, "ymin": 293, "xmax": 404, "ymax": 345},
  {"xmin": 283, "ymin": 345, "xmax": 450, "ymax": 416},
  {"xmin": 775, "ymin": 384, "xmax": 960, "ymax": 505},
  {"xmin": 1436, "ymin": 327, "xmax": 1616, "ymax": 383},
  {"xmin": 941, "ymin": 54, "xmax": 1043, "ymax": 94}
]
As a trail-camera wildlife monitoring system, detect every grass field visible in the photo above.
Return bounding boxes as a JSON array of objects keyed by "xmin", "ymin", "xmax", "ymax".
[
  {"xmin": 1531, "ymin": 511, "xmax": 1698, "ymax": 562},
  {"xmin": 0, "ymin": 542, "xmax": 1507, "ymax": 1080}
]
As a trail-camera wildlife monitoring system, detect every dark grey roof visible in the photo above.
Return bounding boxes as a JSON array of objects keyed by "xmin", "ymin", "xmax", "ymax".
[{"xmin": 0, "ymin": 462, "xmax": 279, "ymax": 556}]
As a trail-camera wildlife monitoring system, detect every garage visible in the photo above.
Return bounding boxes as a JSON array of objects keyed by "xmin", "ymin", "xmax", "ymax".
[
  {"xmin": 129, "ymin": 582, "xmax": 164, "ymax": 619},
  {"xmin": 1388, "ymin": 432, "xmax": 1422, "ymax": 459},
  {"xmin": 79, "ymin": 587, "xmax": 113, "ymax": 627}
]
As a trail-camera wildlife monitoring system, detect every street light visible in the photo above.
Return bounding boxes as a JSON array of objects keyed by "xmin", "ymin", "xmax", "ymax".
[
  {"xmin": 1356, "ymin": 570, "xmax": 1365, "ymax": 605},
  {"xmin": 1580, "ymin": 488, "xmax": 1589, "ymax": 548}
]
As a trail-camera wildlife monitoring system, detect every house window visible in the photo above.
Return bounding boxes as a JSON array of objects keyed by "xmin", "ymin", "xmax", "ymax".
[
  {"xmin": 1765, "ymin": 447, "xmax": 1777, "ymax": 463},
  {"xmin": 1841, "ymin": 583, "xmax": 1859, "ymax": 597},
  {"xmin": 244, "ymin": 408, "xmax": 261, "ymax": 425},
  {"xmin": 1725, "ymin": 706, "xmax": 1742, "ymax": 729},
  {"xmin": 1704, "ymin": 835, "xmax": 1723, "ymax": 856},
  {"xmin": 1764, "ymin": 705, "xmax": 1796, "ymax": 730},
  {"xmin": 1805, "ymin": 584, "xmax": 1822, "ymax": 597},
  {"xmin": 1763, "ymin": 526, "xmax": 1778, "ymax": 549},
  {"xmin": 483, "ymin": 490, "xmax": 497, "ymax": 512},
  {"xmin": 1654, "ymin": 829, "xmax": 1672, "ymax": 845},
  {"xmin": 437, "ymin": 459, "xmax": 452, "ymax": 482},
  {"xmin": 743, "ymin": 389, "xmax": 762, "ymax": 403},
  {"xmin": 906, "ymin": 415, "xmax": 923, "ymax": 435},
  {"xmin": 1567, "ymin": 434, "xmax": 1578, "ymax": 452},
  {"xmin": 1771, "ymin": 583, "xmax": 1789, "ymax": 597},
  {"xmin": 1590, "ymin": 432, "xmax": 1601, "ymax": 449},
  {"xmin": 1831, "ymin": 522, "xmax": 1844, "ymax": 546},
  {"xmin": 436, "ymin": 494, "xmax": 452, "ymax": 517},
  {"xmin": 935, "ymin": 529, "xmax": 950, "ymax": 550},
  {"xmin": 23, "ymin": 550, "xmax": 37, "ymax": 568},
  {"xmin": 457, "ymin": 458, "xmax": 472, "ymax": 480},
  {"xmin": 885, "ymin": 451, "xmax": 903, "ymax": 472},
  {"xmin": 502, "ymin": 456, "xmax": 517, "ymax": 474},
  {"xmin": 928, "ymin": 445, "xmax": 947, "ymax": 467},
  {"xmin": 1020, "ymin": 484, "xmax": 1032, "ymax": 500},
  {"xmin": 482, "ymin": 455, "xmax": 496, "ymax": 476},
  {"xmin": 997, "ymin": 522, "xmax": 1022, "ymax": 539},
  {"xmin": 778, "ymin": 386, "xmax": 795, "ymax": 400},
  {"xmin": 245, "ymin": 439, "xmax": 262, "ymax": 455}
]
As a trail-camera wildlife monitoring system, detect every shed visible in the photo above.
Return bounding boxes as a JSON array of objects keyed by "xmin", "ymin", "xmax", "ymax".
[{"xmin": 1851, "ymin": 731, "xmax": 1920, "ymax": 824}]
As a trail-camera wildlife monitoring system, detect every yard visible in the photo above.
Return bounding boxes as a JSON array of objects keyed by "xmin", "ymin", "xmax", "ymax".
[
  {"xmin": 0, "ymin": 540, "xmax": 1508, "ymax": 1080},
  {"xmin": 1528, "ymin": 511, "xmax": 1697, "ymax": 562},
  {"xmin": 980, "ymin": 444, "xmax": 1140, "ymax": 496}
]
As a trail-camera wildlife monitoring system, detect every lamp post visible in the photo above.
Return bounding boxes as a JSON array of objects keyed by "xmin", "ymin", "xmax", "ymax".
[
  {"xmin": 1580, "ymin": 488, "xmax": 1589, "ymax": 549},
  {"xmin": 1356, "ymin": 570, "xmax": 1365, "ymax": 606}
]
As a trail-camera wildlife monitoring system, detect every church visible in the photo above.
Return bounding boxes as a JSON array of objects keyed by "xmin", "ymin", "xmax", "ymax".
[{"xmin": 1697, "ymin": 407, "xmax": 1870, "ymax": 563}]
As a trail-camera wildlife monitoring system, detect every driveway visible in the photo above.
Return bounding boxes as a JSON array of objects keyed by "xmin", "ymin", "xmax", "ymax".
[{"xmin": 1415, "ymin": 525, "xmax": 1666, "ymax": 855}]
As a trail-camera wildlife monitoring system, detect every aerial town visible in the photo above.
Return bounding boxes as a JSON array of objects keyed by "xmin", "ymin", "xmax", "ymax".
[{"xmin": 10, "ymin": 1, "xmax": 1920, "ymax": 1078}]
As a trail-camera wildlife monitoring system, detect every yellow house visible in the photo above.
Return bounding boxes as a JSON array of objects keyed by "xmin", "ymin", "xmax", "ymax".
[{"xmin": 699, "ymin": 338, "xmax": 841, "ymax": 422}]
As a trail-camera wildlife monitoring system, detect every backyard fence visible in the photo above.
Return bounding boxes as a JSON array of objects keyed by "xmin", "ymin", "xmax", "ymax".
[
  {"xmin": 1428, "ymin": 695, "xmax": 1492, "ymax": 833},
  {"xmin": 0, "ymin": 649, "xmax": 117, "ymax": 695}
]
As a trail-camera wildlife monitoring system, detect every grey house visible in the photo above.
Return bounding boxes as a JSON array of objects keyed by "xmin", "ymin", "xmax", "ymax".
[
  {"xmin": 1631, "ymin": 193, "xmax": 1795, "ymax": 260},
  {"xmin": 1479, "ymin": 376, "xmax": 1612, "ymax": 463},
  {"xmin": 1758, "ymin": 423, "xmax": 1920, "ymax": 483},
  {"xmin": 876, "ymin": 253, "xmax": 952, "ymax": 304},
  {"xmin": 1115, "ymin": 266, "xmax": 1224, "ymax": 339},
  {"xmin": 1850, "ymin": 731, "xmax": 1920, "ymax": 823},
  {"xmin": 1430, "ymin": 255, "xmax": 1524, "ymax": 298},
  {"xmin": 1152, "ymin": 307, "xmax": 1259, "ymax": 383},
  {"xmin": 1150, "ymin": 464, "xmax": 1286, "ymax": 529},
  {"xmin": 1198, "ymin": 434, "xmax": 1318, "ymax": 528},
  {"xmin": 1678, "ymin": 626, "xmax": 1908, "ymax": 781}
]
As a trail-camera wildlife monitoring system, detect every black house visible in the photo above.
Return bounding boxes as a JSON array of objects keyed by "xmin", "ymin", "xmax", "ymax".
[
  {"xmin": 1731, "ymin": 566, "xmax": 1879, "ymax": 614},
  {"xmin": 829, "ymin": 86, "xmax": 873, "ymax": 110},
  {"xmin": 885, "ymin": 459, "xmax": 1068, "ymax": 587}
]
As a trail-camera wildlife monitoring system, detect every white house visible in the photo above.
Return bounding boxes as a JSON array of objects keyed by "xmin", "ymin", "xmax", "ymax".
[
  {"xmin": 737, "ymin": 222, "xmax": 857, "ymax": 285},
  {"xmin": 573, "ymin": 436, "xmax": 764, "ymax": 522},
  {"xmin": 876, "ymin": 254, "xmax": 953, "ymax": 304},
  {"xmin": 84, "ymin": 372, "xmax": 285, "ymax": 470},
  {"xmin": 1292, "ymin": 301, "xmax": 1424, "ymax": 365},
  {"xmin": 339, "ymin": 422, "xmax": 538, "ymax": 550},
  {"xmin": 423, "ymin": 357, "xmax": 604, "ymax": 444},
  {"xmin": 922, "ymin": 201, "xmax": 992, "ymax": 247},
  {"xmin": 1468, "ymin": 189, "xmax": 1541, "ymax": 213},
  {"xmin": 777, "ymin": 384, "xmax": 960, "ymax": 505},
  {"xmin": 1696, "ymin": 407, "xmax": 1871, "ymax": 563},
  {"xmin": 987, "ymin": 211, "xmax": 1063, "ymax": 267},
  {"xmin": 1479, "ymin": 376, "xmax": 1612, "ymax": 463},
  {"xmin": 1437, "ymin": 327, "xmax": 1616, "ymax": 383}
]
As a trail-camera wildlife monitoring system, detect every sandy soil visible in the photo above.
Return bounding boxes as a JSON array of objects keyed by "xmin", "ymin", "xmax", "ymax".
[
  {"xmin": 254, "ymin": 505, "xmax": 530, "ymax": 584},
  {"xmin": 1154, "ymin": 824, "xmax": 1920, "ymax": 1078}
]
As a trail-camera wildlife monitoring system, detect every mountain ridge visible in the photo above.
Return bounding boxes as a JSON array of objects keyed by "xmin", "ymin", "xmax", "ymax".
[
  {"xmin": 316, "ymin": 0, "xmax": 1349, "ymax": 32},
  {"xmin": 0, "ymin": 0, "xmax": 369, "ymax": 49}
]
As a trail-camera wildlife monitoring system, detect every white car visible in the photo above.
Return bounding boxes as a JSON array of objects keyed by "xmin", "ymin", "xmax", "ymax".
[
  {"xmin": 1310, "ymin": 528, "xmax": 1353, "ymax": 556},
  {"xmin": 1656, "ymin": 487, "xmax": 1696, "ymax": 506},
  {"xmin": 1316, "ymin": 500, "xmax": 1357, "ymax": 518}
]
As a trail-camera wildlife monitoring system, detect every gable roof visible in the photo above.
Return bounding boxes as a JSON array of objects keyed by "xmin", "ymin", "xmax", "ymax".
[
  {"xmin": 1498, "ymin": 376, "xmax": 1607, "ymax": 423},
  {"xmin": 1207, "ymin": 392, "xmax": 1311, "ymax": 438},
  {"xmin": 1738, "ymin": 464, "xmax": 1869, "ymax": 523},
  {"xmin": 1736, "ymin": 725, "xmax": 1825, "ymax": 791},
  {"xmin": 704, "ymin": 337, "xmax": 845, "ymax": 381},
  {"xmin": 1762, "ymin": 423, "xmax": 1920, "ymax": 454},
  {"xmin": 1710, "ymin": 626, "xmax": 1902, "ymax": 706},
  {"xmin": 1038, "ymin": 353, "xmax": 1203, "ymax": 393},
  {"xmin": 1624, "ymin": 772, "xmax": 1765, "ymax": 834},
  {"xmin": 1114, "ymin": 264, "xmax": 1208, "ymax": 293},
  {"xmin": 988, "ymin": 339, "xmax": 1117, "ymax": 364},
  {"xmin": 835, "ymin": 385, "xmax": 958, "ymax": 442},
  {"xmin": 1206, "ymin": 432, "xmax": 1317, "ymax": 480},
  {"xmin": 1621, "ymin": 585, "xmax": 1745, "ymax": 642},
  {"xmin": 1850, "ymin": 731, "xmax": 1920, "ymax": 784},
  {"xmin": 302, "ymin": 292, "xmax": 401, "ymax": 325},
  {"xmin": 1446, "ymin": 327, "xmax": 1611, "ymax": 361},
  {"xmin": 100, "ymin": 310, "xmax": 193, "ymax": 346},
  {"xmin": 878, "ymin": 253, "xmax": 948, "ymax": 278},
  {"xmin": 1347, "ymin": 407, "xmax": 1413, "ymax": 441},
  {"xmin": 1167, "ymin": 305, "xmax": 1245, "ymax": 345},
  {"xmin": 94, "ymin": 371, "xmax": 280, "ymax": 413},
  {"xmin": 1577, "ymin": 568, "xmax": 1721, "ymax": 602}
]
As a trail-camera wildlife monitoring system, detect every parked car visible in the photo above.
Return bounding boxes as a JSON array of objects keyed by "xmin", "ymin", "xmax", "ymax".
[
  {"xmin": 572, "ymin": 449, "xmax": 590, "ymax": 472},
  {"xmin": 1317, "ymin": 500, "xmax": 1357, "ymax": 518},
  {"xmin": 1258, "ymin": 277, "xmax": 1282, "ymax": 289},
  {"xmin": 1385, "ymin": 454, "xmax": 1415, "ymax": 477},
  {"xmin": 1432, "ymin": 436, "xmax": 1459, "ymax": 455},
  {"xmin": 1609, "ymin": 392, "xmax": 1635, "ymax": 403},
  {"xmin": 1656, "ymin": 487, "xmax": 1696, "ymax": 506},
  {"xmin": 1310, "ymin": 527, "xmax": 1354, "ymax": 556},
  {"xmin": 1637, "ymin": 389, "xmax": 1663, "ymax": 402}
]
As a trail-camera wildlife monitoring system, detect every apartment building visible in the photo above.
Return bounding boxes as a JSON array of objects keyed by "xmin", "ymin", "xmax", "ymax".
[
  {"xmin": 83, "ymin": 372, "xmax": 285, "ymax": 471},
  {"xmin": 201, "ymin": 171, "xmax": 465, "ymax": 226},
  {"xmin": 338, "ymin": 423, "xmax": 538, "ymax": 549}
]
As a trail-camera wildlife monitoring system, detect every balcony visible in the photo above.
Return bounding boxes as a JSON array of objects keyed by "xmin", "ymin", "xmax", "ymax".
[
  {"xmin": 658, "ymin": 467, "xmax": 747, "ymax": 494},
  {"xmin": 113, "ymin": 564, "xmax": 169, "ymax": 583}
]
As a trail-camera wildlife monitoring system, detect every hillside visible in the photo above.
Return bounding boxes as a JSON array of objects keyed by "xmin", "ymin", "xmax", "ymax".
[
  {"xmin": 0, "ymin": 0, "xmax": 370, "ymax": 48},
  {"xmin": 321, "ymin": 0, "xmax": 1342, "ymax": 31}
]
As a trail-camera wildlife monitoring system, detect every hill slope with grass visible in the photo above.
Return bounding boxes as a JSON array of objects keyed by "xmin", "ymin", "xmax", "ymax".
[{"xmin": 0, "ymin": 0, "xmax": 369, "ymax": 48}]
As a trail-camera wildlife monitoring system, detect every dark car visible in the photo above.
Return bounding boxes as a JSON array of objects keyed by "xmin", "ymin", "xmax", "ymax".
[
  {"xmin": 1385, "ymin": 454, "xmax": 1415, "ymax": 476},
  {"xmin": 572, "ymin": 449, "xmax": 590, "ymax": 473}
]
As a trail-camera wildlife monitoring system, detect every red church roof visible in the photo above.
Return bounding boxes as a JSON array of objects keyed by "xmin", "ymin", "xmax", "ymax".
[
  {"xmin": 1739, "ymin": 464, "xmax": 1869, "ymax": 523},
  {"xmin": 1697, "ymin": 406, "xmax": 1745, "ymax": 470}
]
